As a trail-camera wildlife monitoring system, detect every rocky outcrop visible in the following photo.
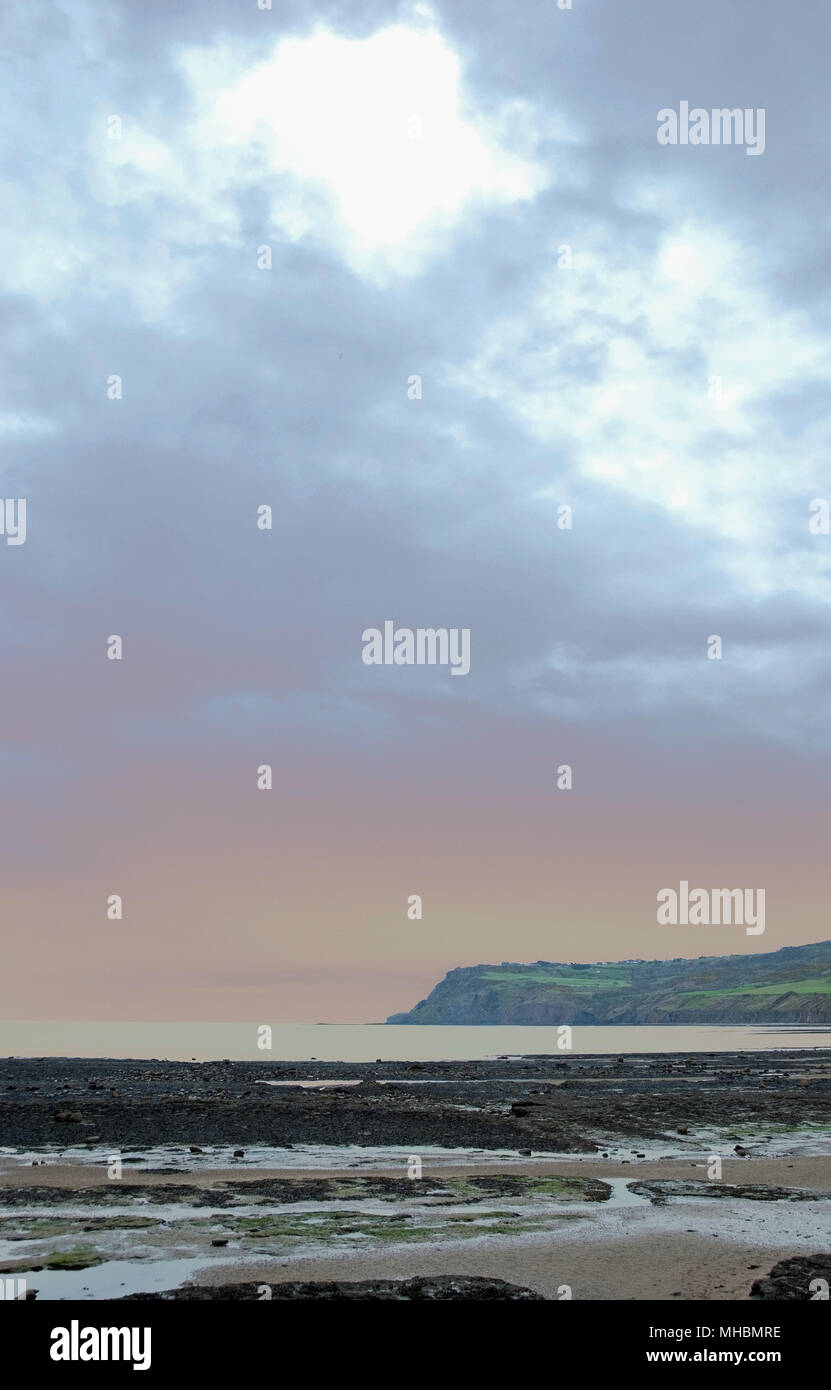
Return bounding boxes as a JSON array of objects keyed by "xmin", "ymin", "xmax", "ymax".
[
  {"xmin": 750, "ymin": 1255, "xmax": 831, "ymax": 1300},
  {"xmin": 121, "ymin": 1276, "xmax": 547, "ymax": 1300}
]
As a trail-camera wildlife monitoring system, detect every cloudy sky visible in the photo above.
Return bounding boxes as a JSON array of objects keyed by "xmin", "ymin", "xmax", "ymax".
[{"xmin": 2, "ymin": 0, "xmax": 830, "ymax": 1024}]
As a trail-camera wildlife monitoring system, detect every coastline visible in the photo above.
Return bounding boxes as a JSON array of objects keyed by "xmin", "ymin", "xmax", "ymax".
[
  {"xmin": 2, "ymin": 1048, "xmax": 830, "ymax": 1151},
  {"xmin": 1, "ymin": 1050, "xmax": 829, "ymax": 1301}
]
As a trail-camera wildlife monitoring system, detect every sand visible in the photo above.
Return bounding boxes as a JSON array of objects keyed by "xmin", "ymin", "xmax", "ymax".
[
  {"xmin": 185, "ymin": 1232, "xmax": 800, "ymax": 1301},
  {"xmin": 3, "ymin": 1154, "xmax": 829, "ymax": 1299},
  {"xmin": 1, "ymin": 1154, "xmax": 828, "ymax": 1188}
]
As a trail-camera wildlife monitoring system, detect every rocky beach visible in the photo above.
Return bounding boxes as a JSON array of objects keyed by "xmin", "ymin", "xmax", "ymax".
[
  {"xmin": 2, "ymin": 1049, "xmax": 831, "ymax": 1151},
  {"xmin": 1, "ymin": 1049, "xmax": 829, "ymax": 1300}
]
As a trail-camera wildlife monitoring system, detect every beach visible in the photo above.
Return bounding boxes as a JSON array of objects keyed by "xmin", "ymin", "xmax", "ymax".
[{"xmin": 1, "ymin": 1048, "xmax": 829, "ymax": 1300}]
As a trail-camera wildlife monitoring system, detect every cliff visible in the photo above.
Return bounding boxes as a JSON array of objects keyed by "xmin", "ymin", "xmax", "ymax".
[{"xmin": 386, "ymin": 940, "xmax": 831, "ymax": 1025}]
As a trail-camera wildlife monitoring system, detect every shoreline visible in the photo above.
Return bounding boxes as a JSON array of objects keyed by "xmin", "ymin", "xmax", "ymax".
[
  {"xmin": 2, "ymin": 1049, "xmax": 830, "ymax": 1151},
  {"xmin": 1, "ymin": 1050, "xmax": 829, "ymax": 1301}
]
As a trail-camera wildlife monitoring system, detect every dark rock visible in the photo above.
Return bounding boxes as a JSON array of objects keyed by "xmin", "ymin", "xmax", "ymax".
[
  {"xmin": 3, "ymin": 1050, "xmax": 830, "ymax": 1155},
  {"xmin": 630, "ymin": 1180, "xmax": 828, "ymax": 1205},
  {"xmin": 751, "ymin": 1255, "xmax": 831, "ymax": 1300},
  {"xmin": 120, "ymin": 1276, "xmax": 547, "ymax": 1301}
]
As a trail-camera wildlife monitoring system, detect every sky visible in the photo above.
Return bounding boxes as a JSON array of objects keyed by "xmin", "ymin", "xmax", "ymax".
[{"xmin": 2, "ymin": 0, "xmax": 830, "ymax": 1024}]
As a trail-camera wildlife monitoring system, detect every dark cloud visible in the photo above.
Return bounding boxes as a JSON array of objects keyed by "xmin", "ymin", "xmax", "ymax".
[{"xmin": 2, "ymin": 0, "xmax": 829, "ymax": 1015}]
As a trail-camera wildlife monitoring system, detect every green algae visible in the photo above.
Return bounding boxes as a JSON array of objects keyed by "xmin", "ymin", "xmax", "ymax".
[
  {"xmin": 43, "ymin": 1247, "xmax": 105, "ymax": 1271},
  {"xmin": 0, "ymin": 1215, "xmax": 161, "ymax": 1240}
]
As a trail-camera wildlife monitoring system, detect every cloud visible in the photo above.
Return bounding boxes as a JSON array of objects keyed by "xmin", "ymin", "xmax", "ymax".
[
  {"xmin": 447, "ymin": 210, "xmax": 831, "ymax": 602},
  {"xmin": 200, "ymin": 24, "xmax": 551, "ymax": 279},
  {"xmin": 4, "ymin": 0, "xmax": 831, "ymax": 1019},
  {"xmin": 3, "ymin": 14, "xmax": 557, "ymax": 317}
]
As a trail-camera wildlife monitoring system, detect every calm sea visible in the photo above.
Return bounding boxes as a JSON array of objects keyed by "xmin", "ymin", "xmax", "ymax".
[{"xmin": 1, "ymin": 1021, "xmax": 829, "ymax": 1061}]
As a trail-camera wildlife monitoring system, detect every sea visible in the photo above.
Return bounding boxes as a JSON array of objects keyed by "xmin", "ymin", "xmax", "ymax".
[{"xmin": 1, "ymin": 1020, "xmax": 829, "ymax": 1061}]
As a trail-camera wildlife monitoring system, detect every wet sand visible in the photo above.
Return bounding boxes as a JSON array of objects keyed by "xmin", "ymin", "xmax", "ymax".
[
  {"xmin": 185, "ymin": 1231, "xmax": 804, "ymax": 1301},
  {"xmin": 1, "ymin": 1154, "xmax": 829, "ymax": 1189},
  {"xmin": 3, "ymin": 1154, "xmax": 829, "ymax": 1300}
]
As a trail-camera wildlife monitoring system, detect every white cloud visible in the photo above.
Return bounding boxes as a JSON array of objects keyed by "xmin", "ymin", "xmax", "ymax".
[
  {"xmin": 0, "ymin": 17, "xmax": 554, "ymax": 315},
  {"xmin": 186, "ymin": 24, "xmax": 549, "ymax": 281},
  {"xmin": 449, "ymin": 218, "xmax": 831, "ymax": 599},
  {"xmin": 51, "ymin": 19, "xmax": 552, "ymax": 304}
]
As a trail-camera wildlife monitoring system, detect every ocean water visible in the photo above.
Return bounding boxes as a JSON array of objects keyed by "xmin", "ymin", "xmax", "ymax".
[{"xmin": 0, "ymin": 1020, "xmax": 828, "ymax": 1061}]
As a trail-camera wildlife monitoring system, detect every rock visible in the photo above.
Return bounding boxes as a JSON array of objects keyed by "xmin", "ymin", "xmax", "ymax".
[
  {"xmin": 510, "ymin": 1098, "xmax": 543, "ymax": 1116},
  {"xmin": 751, "ymin": 1255, "xmax": 831, "ymax": 1300},
  {"xmin": 189, "ymin": 1146, "xmax": 203, "ymax": 1154},
  {"xmin": 120, "ymin": 1276, "xmax": 547, "ymax": 1301},
  {"xmin": 211, "ymin": 1239, "xmax": 229, "ymax": 1247},
  {"xmin": 630, "ymin": 1179, "xmax": 821, "ymax": 1205},
  {"xmin": 518, "ymin": 1149, "xmax": 533, "ymax": 1156},
  {"xmin": 677, "ymin": 1126, "xmax": 688, "ymax": 1134},
  {"xmin": 233, "ymin": 1149, "xmax": 245, "ymax": 1158}
]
